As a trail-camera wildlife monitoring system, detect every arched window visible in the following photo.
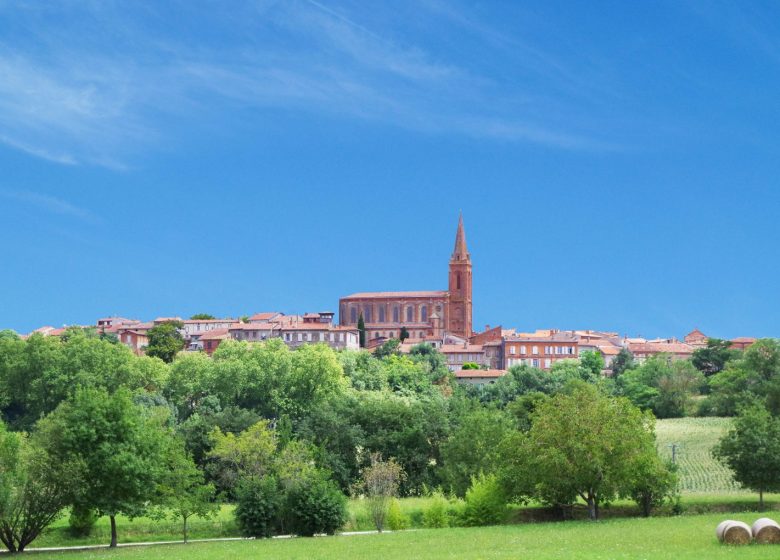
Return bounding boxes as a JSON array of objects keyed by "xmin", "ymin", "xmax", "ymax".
[
  {"xmin": 457, "ymin": 273, "xmax": 461, "ymax": 290},
  {"xmin": 406, "ymin": 306, "xmax": 414, "ymax": 322},
  {"xmin": 340, "ymin": 304, "xmax": 346, "ymax": 323},
  {"xmin": 364, "ymin": 305, "xmax": 372, "ymax": 323},
  {"xmin": 421, "ymin": 305, "xmax": 428, "ymax": 322},
  {"xmin": 378, "ymin": 306, "xmax": 385, "ymax": 323},
  {"xmin": 350, "ymin": 307, "xmax": 357, "ymax": 323},
  {"xmin": 393, "ymin": 306, "xmax": 400, "ymax": 322}
]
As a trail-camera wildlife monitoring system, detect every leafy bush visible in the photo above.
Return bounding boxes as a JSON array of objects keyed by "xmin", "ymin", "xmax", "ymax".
[
  {"xmin": 234, "ymin": 476, "xmax": 282, "ymax": 538},
  {"xmin": 386, "ymin": 498, "xmax": 410, "ymax": 530},
  {"xmin": 461, "ymin": 473, "xmax": 507, "ymax": 527},
  {"xmin": 68, "ymin": 505, "xmax": 97, "ymax": 537},
  {"xmin": 422, "ymin": 493, "xmax": 450, "ymax": 528},
  {"xmin": 286, "ymin": 477, "xmax": 347, "ymax": 536}
]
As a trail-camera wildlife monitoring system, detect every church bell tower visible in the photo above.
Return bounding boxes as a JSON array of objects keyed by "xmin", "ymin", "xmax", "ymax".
[{"xmin": 447, "ymin": 214, "xmax": 473, "ymax": 338}]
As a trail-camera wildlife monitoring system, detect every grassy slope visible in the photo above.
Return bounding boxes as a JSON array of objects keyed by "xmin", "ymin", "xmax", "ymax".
[
  {"xmin": 655, "ymin": 417, "xmax": 743, "ymax": 493},
  {"xmin": 29, "ymin": 513, "xmax": 780, "ymax": 560}
]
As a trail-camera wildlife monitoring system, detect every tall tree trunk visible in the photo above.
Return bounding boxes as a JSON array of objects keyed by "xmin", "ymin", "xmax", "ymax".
[
  {"xmin": 183, "ymin": 515, "xmax": 188, "ymax": 544},
  {"xmin": 760, "ymin": 488, "xmax": 764, "ymax": 510},
  {"xmin": 110, "ymin": 515, "xmax": 118, "ymax": 548},
  {"xmin": 587, "ymin": 495, "xmax": 597, "ymax": 521}
]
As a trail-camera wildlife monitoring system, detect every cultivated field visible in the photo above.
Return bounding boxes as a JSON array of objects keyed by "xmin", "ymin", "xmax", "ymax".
[
  {"xmin": 655, "ymin": 417, "xmax": 742, "ymax": 493},
  {"xmin": 28, "ymin": 513, "xmax": 780, "ymax": 560}
]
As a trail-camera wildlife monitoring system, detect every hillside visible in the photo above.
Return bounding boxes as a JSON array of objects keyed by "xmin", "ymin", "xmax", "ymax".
[{"xmin": 655, "ymin": 417, "xmax": 742, "ymax": 494}]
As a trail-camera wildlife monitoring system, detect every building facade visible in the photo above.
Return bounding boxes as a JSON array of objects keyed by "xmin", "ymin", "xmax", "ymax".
[{"xmin": 339, "ymin": 215, "xmax": 473, "ymax": 342}]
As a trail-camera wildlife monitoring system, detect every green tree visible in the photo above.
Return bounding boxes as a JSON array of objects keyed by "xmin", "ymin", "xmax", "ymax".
[
  {"xmin": 500, "ymin": 384, "xmax": 657, "ymax": 520},
  {"xmin": 706, "ymin": 339, "xmax": 780, "ymax": 416},
  {"xmin": 399, "ymin": 327, "xmax": 409, "ymax": 343},
  {"xmin": 160, "ymin": 439, "xmax": 218, "ymax": 543},
  {"xmin": 611, "ymin": 348, "xmax": 635, "ymax": 377},
  {"xmin": 374, "ymin": 339, "xmax": 401, "ymax": 360},
  {"xmin": 461, "ymin": 362, "xmax": 480, "ymax": 370},
  {"xmin": 357, "ymin": 314, "xmax": 366, "ymax": 348},
  {"xmin": 145, "ymin": 321, "xmax": 185, "ymax": 363},
  {"xmin": 207, "ymin": 420, "xmax": 277, "ymax": 496},
  {"xmin": 36, "ymin": 388, "xmax": 172, "ymax": 547},
  {"xmin": 190, "ymin": 314, "xmax": 216, "ymax": 320},
  {"xmin": 441, "ymin": 408, "xmax": 514, "ymax": 496},
  {"xmin": 713, "ymin": 403, "xmax": 780, "ymax": 508},
  {"xmin": 579, "ymin": 351, "xmax": 605, "ymax": 378},
  {"xmin": 629, "ymin": 454, "xmax": 678, "ymax": 517},
  {"xmin": 692, "ymin": 339, "xmax": 737, "ymax": 376},
  {"xmin": 0, "ymin": 422, "xmax": 82, "ymax": 552}
]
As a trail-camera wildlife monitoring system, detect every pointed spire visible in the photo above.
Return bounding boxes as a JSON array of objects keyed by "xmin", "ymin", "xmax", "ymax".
[{"xmin": 451, "ymin": 213, "xmax": 469, "ymax": 261}]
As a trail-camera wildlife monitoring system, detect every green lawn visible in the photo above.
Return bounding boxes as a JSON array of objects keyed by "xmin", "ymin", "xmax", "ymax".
[
  {"xmin": 28, "ymin": 512, "xmax": 780, "ymax": 560},
  {"xmin": 656, "ymin": 417, "xmax": 743, "ymax": 493}
]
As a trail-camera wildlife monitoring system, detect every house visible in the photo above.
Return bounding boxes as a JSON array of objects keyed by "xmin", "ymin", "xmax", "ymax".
[
  {"xmin": 626, "ymin": 339, "xmax": 694, "ymax": 362},
  {"xmin": 504, "ymin": 330, "xmax": 579, "ymax": 370},
  {"xmin": 730, "ymin": 337, "xmax": 757, "ymax": 351},
  {"xmin": 684, "ymin": 329, "xmax": 709, "ymax": 348},
  {"xmin": 200, "ymin": 329, "xmax": 231, "ymax": 355},
  {"xmin": 454, "ymin": 369, "xmax": 506, "ymax": 387}
]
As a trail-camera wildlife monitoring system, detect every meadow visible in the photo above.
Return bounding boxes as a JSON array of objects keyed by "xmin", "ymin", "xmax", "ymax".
[{"xmin": 29, "ymin": 513, "xmax": 780, "ymax": 560}]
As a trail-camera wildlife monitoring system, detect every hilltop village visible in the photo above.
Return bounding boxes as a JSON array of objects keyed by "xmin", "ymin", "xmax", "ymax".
[{"xmin": 20, "ymin": 216, "xmax": 756, "ymax": 384}]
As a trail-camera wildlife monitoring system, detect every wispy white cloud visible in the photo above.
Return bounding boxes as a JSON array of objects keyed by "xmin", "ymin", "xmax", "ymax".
[
  {"xmin": 0, "ymin": 0, "xmax": 622, "ymax": 167},
  {"xmin": 0, "ymin": 190, "xmax": 100, "ymax": 223}
]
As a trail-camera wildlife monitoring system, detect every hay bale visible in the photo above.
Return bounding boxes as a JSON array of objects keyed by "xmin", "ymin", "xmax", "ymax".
[
  {"xmin": 716, "ymin": 520, "xmax": 752, "ymax": 545},
  {"xmin": 752, "ymin": 518, "xmax": 780, "ymax": 544}
]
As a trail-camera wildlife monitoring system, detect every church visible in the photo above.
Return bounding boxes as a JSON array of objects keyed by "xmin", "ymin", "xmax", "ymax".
[{"xmin": 338, "ymin": 215, "xmax": 473, "ymax": 344}]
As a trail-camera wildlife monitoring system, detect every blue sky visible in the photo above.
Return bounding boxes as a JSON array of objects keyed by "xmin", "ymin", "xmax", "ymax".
[{"xmin": 1, "ymin": 0, "xmax": 779, "ymax": 338}]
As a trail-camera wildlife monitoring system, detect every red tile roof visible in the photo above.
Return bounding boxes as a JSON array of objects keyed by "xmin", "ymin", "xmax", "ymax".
[
  {"xmin": 731, "ymin": 337, "xmax": 757, "ymax": 343},
  {"xmin": 199, "ymin": 329, "xmax": 230, "ymax": 341},
  {"xmin": 341, "ymin": 291, "xmax": 447, "ymax": 299},
  {"xmin": 249, "ymin": 312, "xmax": 282, "ymax": 322},
  {"xmin": 629, "ymin": 342, "xmax": 694, "ymax": 355}
]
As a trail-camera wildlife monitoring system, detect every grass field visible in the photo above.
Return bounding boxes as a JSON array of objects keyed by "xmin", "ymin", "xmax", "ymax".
[
  {"xmin": 28, "ymin": 416, "xmax": 767, "ymax": 551},
  {"xmin": 28, "ymin": 512, "xmax": 780, "ymax": 560},
  {"xmin": 655, "ymin": 417, "xmax": 743, "ymax": 493}
]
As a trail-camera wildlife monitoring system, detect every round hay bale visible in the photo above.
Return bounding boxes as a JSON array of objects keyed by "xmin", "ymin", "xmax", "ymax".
[
  {"xmin": 716, "ymin": 520, "xmax": 734, "ymax": 540},
  {"xmin": 752, "ymin": 518, "xmax": 780, "ymax": 544},
  {"xmin": 717, "ymin": 520, "xmax": 752, "ymax": 545}
]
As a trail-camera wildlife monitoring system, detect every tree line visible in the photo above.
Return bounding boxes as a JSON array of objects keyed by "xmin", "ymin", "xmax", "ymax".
[{"xmin": 0, "ymin": 328, "xmax": 776, "ymax": 549}]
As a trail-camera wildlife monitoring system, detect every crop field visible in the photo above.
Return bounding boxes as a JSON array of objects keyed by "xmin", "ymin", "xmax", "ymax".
[
  {"xmin": 28, "ymin": 512, "xmax": 780, "ymax": 560},
  {"xmin": 656, "ymin": 417, "xmax": 743, "ymax": 493}
]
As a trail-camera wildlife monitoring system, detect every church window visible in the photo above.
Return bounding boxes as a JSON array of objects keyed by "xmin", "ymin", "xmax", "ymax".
[
  {"xmin": 421, "ymin": 305, "xmax": 428, "ymax": 322},
  {"xmin": 350, "ymin": 307, "xmax": 357, "ymax": 323},
  {"xmin": 364, "ymin": 306, "xmax": 372, "ymax": 323},
  {"xmin": 532, "ymin": 346, "xmax": 538, "ymax": 355},
  {"xmin": 457, "ymin": 273, "xmax": 461, "ymax": 290},
  {"xmin": 393, "ymin": 306, "xmax": 400, "ymax": 322},
  {"xmin": 378, "ymin": 306, "xmax": 385, "ymax": 323},
  {"xmin": 406, "ymin": 306, "xmax": 414, "ymax": 322}
]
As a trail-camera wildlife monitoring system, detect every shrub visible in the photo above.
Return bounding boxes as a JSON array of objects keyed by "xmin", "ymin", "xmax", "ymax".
[
  {"xmin": 422, "ymin": 493, "xmax": 450, "ymax": 528},
  {"xmin": 234, "ymin": 476, "xmax": 282, "ymax": 538},
  {"xmin": 68, "ymin": 505, "xmax": 97, "ymax": 537},
  {"xmin": 286, "ymin": 477, "xmax": 347, "ymax": 536},
  {"xmin": 386, "ymin": 498, "xmax": 410, "ymax": 530},
  {"xmin": 461, "ymin": 473, "xmax": 507, "ymax": 527}
]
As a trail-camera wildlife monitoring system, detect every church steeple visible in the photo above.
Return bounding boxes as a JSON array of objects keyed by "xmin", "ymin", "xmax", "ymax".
[
  {"xmin": 451, "ymin": 212, "xmax": 470, "ymax": 262},
  {"xmin": 447, "ymin": 213, "xmax": 473, "ymax": 338}
]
